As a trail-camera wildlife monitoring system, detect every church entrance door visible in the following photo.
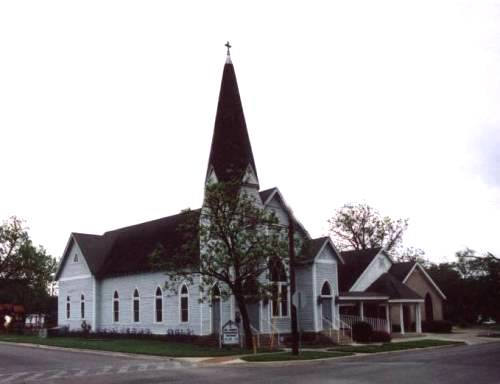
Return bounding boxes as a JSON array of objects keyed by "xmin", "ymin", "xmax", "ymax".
[{"xmin": 322, "ymin": 298, "xmax": 333, "ymax": 330}]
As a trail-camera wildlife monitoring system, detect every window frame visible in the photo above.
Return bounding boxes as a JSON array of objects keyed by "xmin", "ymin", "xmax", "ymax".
[
  {"xmin": 271, "ymin": 282, "xmax": 290, "ymax": 318},
  {"xmin": 132, "ymin": 288, "xmax": 140, "ymax": 323},
  {"xmin": 113, "ymin": 291, "xmax": 120, "ymax": 323},
  {"xmin": 269, "ymin": 258, "xmax": 290, "ymax": 319},
  {"xmin": 80, "ymin": 293, "xmax": 85, "ymax": 319},
  {"xmin": 154, "ymin": 286, "xmax": 163, "ymax": 323},
  {"xmin": 320, "ymin": 281, "xmax": 332, "ymax": 297},
  {"xmin": 179, "ymin": 284, "xmax": 189, "ymax": 323},
  {"xmin": 66, "ymin": 296, "xmax": 71, "ymax": 319}
]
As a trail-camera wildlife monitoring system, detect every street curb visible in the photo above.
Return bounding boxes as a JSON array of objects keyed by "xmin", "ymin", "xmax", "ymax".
[
  {"xmin": 229, "ymin": 343, "xmax": 468, "ymax": 366},
  {"xmin": 0, "ymin": 340, "xmax": 196, "ymax": 364},
  {"xmin": 0, "ymin": 339, "xmax": 479, "ymax": 367}
]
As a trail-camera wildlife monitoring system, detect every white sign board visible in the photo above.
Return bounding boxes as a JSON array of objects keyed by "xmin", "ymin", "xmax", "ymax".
[{"xmin": 222, "ymin": 320, "xmax": 240, "ymax": 345}]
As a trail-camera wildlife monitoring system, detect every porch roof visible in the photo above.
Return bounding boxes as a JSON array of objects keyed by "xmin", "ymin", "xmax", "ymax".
[
  {"xmin": 368, "ymin": 273, "xmax": 423, "ymax": 301},
  {"xmin": 337, "ymin": 291, "xmax": 389, "ymax": 301}
]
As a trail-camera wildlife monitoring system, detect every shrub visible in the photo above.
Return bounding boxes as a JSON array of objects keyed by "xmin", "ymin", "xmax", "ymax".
[
  {"xmin": 370, "ymin": 330, "xmax": 391, "ymax": 343},
  {"xmin": 421, "ymin": 320, "xmax": 452, "ymax": 333},
  {"xmin": 81, "ymin": 321, "xmax": 91, "ymax": 337},
  {"xmin": 352, "ymin": 321, "xmax": 373, "ymax": 342}
]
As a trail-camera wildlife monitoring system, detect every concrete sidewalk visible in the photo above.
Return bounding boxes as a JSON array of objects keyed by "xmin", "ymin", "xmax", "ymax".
[{"xmin": 391, "ymin": 327, "xmax": 500, "ymax": 345}]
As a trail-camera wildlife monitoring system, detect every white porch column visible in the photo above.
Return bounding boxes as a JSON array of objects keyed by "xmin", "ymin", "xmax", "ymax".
[
  {"xmin": 416, "ymin": 303, "xmax": 422, "ymax": 334},
  {"xmin": 359, "ymin": 301, "xmax": 364, "ymax": 321},
  {"xmin": 399, "ymin": 303, "xmax": 405, "ymax": 335},
  {"xmin": 385, "ymin": 304, "xmax": 391, "ymax": 333}
]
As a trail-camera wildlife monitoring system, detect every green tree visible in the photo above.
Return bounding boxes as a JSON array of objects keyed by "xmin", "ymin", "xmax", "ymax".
[
  {"xmin": 427, "ymin": 248, "xmax": 500, "ymax": 324},
  {"xmin": 396, "ymin": 247, "xmax": 429, "ymax": 266},
  {"xmin": 455, "ymin": 248, "xmax": 500, "ymax": 321},
  {"xmin": 328, "ymin": 203, "xmax": 408, "ymax": 255},
  {"xmin": 0, "ymin": 216, "xmax": 57, "ymax": 312},
  {"xmin": 152, "ymin": 181, "xmax": 289, "ymax": 349}
]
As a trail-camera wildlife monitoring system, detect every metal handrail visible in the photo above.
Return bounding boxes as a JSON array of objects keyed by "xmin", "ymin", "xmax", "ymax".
[
  {"xmin": 322, "ymin": 316, "xmax": 335, "ymax": 339},
  {"xmin": 340, "ymin": 314, "xmax": 387, "ymax": 332},
  {"xmin": 337, "ymin": 318, "xmax": 352, "ymax": 345},
  {"xmin": 330, "ymin": 316, "xmax": 352, "ymax": 345},
  {"xmin": 261, "ymin": 316, "xmax": 281, "ymax": 347},
  {"xmin": 250, "ymin": 324, "xmax": 261, "ymax": 348}
]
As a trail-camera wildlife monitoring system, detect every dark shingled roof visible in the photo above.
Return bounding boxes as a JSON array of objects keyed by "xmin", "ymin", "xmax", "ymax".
[
  {"xmin": 207, "ymin": 59, "xmax": 257, "ymax": 183},
  {"xmin": 337, "ymin": 248, "xmax": 382, "ymax": 291},
  {"xmin": 298, "ymin": 237, "xmax": 330, "ymax": 264},
  {"xmin": 57, "ymin": 210, "xmax": 200, "ymax": 280},
  {"xmin": 97, "ymin": 210, "xmax": 200, "ymax": 277},
  {"xmin": 72, "ymin": 233, "xmax": 113, "ymax": 276},
  {"xmin": 389, "ymin": 261, "xmax": 415, "ymax": 281},
  {"xmin": 367, "ymin": 273, "xmax": 422, "ymax": 300}
]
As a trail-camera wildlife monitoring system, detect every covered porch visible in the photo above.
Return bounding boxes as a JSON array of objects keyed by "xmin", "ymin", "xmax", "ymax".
[{"xmin": 338, "ymin": 285, "xmax": 424, "ymax": 335}]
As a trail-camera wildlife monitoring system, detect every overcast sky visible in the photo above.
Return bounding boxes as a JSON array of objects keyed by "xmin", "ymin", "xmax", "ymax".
[{"xmin": 1, "ymin": 1, "xmax": 499, "ymax": 263}]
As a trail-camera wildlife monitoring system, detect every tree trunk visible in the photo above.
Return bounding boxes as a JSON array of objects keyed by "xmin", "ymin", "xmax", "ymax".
[{"xmin": 234, "ymin": 293, "xmax": 254, "ymax": 350}]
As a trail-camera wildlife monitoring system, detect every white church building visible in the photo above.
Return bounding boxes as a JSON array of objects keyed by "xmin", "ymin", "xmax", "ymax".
[{"xmin": 56, "ymin": 49, "xmax": 444, "ymax": 341}]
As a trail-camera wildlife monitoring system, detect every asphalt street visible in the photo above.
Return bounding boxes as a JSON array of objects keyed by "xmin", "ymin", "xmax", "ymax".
[{"xmin": 0, "ymin": 342, "xmax": 499, "ymax": 384}]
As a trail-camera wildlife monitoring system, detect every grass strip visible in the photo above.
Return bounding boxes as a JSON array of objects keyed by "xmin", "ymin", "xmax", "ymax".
[
  {"xmin": 328, "ymin": 339, "xmax": 465, "ymax": 354},
  {"xmin": 241, "ymin": 350, "xmax": 353, "ymax": 362},
  {"xmin": 0, "ymin": 334, "xmax": 280, "ymax": 357}
]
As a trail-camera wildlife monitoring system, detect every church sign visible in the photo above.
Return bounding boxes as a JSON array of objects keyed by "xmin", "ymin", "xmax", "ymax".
[{"xmin": 221, "ymin": 320, "xmax": 240, "ymax": 345}]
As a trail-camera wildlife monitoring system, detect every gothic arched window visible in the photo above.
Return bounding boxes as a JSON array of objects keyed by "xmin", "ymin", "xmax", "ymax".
[
  {"xmin": 80, "ymin": 294, "xmax": 85, "ymax": 319},
  {"xmin": 133, "ymin": 289, "xmax": 140, "ymax": 323},
  {"xmin": 180, "ymin": 284, "xmax": 189, "ymax": 323},
  {"xmin": 113, "ymin": 291, "xmax": 119, "ymax": 322},
  {"xmin": 155, "ymin": 287, "xmax": 163, "ymax": 323},
  {"xmin": 321, "ymin": 282, "xmax": 332, "ymax": 296},
  {"xmin": 66, "ymin": 296, "xmax": 71, "ymax": 319}
]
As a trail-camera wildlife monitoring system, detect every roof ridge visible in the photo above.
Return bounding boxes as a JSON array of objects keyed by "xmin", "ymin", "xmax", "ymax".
[
  {"xmin": 104, "ymin": 209, "xmax": 201, "ymax": 235},
  {"xmin": 72, "ymin": 232, "xmax": 101, "ymax": 238}
]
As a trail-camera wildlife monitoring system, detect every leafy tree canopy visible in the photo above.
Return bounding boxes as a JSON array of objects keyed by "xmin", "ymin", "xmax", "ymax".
[
  {"xmin": 427, "ymin": 248, "xmax": 500, "ymax": 323},
  {"xmin": 151, "ymin": 181, "xmax": 291, "ymax": 348},
  {"xmin": 328, "ymin": 203, "xmax": 408, "ymax": 256},
  {"xmin": 0, "ymin": 216, "xmax": 57, "ymax": 312}
]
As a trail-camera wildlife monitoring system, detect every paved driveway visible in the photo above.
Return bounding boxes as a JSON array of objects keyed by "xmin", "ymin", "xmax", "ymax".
[{"xmin": 1, "ymin": 341, "xmax": 499, "ymax": 383}]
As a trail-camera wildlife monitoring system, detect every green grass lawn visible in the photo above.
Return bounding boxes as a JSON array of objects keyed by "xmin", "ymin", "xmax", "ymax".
[
  {"xmin": 0, "ymin": 334, "xmax": 279, "ymax": 357},
  {"xmin": 241, "ymin": 350, "xmax": 353, "ymax": 362},
  {"xmin": 329, "ymin": 339, "xmax": 465, "ymax": 354}
]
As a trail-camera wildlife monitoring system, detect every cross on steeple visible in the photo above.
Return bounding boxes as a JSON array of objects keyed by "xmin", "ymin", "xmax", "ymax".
[{"xmin": 225, "ymin": 41, "xmax": 232, "ymax": 56}]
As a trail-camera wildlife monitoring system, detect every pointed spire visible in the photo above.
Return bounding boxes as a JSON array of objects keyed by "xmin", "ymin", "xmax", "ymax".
[{"xmin": 206, "ymin": 45, "xmax": 258, "ymax": 185}]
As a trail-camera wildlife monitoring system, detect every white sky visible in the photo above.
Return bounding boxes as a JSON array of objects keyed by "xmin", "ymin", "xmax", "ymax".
[{"xmin": 1, "ymin": 1, "xmax": 499, "ymax": 264}]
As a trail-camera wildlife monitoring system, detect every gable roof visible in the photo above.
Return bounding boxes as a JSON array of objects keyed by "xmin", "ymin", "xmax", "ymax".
[
  {"xmin": 298, "ymin": 236, "xmax": 344, "ymax": 265},
  {"xmin": 401, "ymin": 263, "xmax": 447, "ymax": 300},
  {"xmin": 367, "ymin": 273, "xmax": 423, "ymax": 301},
  {"xmin": 72, "ymin": 232, "xmax": 112, "ymax": 276},
  {"xmin": 207, "ymin": 58, "xmax": 257, "ymax": 184},
  {"xmin": 259, "ymin": 188, "xmax": 276, "ymax": 205},
  {"xmin": 389, "ymin": 261, "xmax": 415, "ymax": 281},
  {"xmin": 56, "ymin": 209, "xmax": 200, "ymax": 280},
  {"xmin": 337, "ymin": 248, "xmax": 382, "ymax": 291},
  {"xmin": 259, "ymin": 187, "xmax": 311, "ymax": 240},
  {"xmin": 299, "ymin": 237, "xmax": 328, "ymax": 263}
]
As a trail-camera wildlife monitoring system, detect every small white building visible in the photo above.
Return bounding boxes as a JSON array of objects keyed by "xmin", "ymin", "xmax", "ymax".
[{"xmin": 56, "ymin": 50, "xmax": 444, "ymax": 340}]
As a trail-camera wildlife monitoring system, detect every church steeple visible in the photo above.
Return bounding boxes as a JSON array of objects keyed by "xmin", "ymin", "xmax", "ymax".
[{"xmin": 206, "ymin": 44, "xmax": 258, "ymax": 186}]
